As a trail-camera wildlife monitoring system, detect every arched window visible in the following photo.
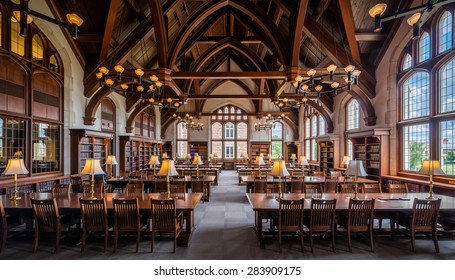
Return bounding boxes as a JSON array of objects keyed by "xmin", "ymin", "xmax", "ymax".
[
  {"xmin": 271, "ymin": 122, "xmax": 283, "ymax": 158},
  {"xmin": 305, "ymin": 118, "xmax": 310, "ymax": 159},
  {"xmin": 402, "ymin": 53, "xmax": 412, "ymax": 71},
  {"xmin": 318, "ymin": 115, "xmax": 326, "ymax": 135},
  {"xmin": 176, "ymin": 123, "xmax": 188, "ymax": 157},
  {"xmin": 402, "ymin": 72, "xmax": 430, "ymax": 120},
  {"xmin": 49, "ymin": 55, "xmax": 59, "ymax": 72},
  {"xmin": 10, "ymin": 16, "xmax": 25, "ymax": 56},
  {"xmin": 346, "ymin": 99, "xmax": 360, "ymax": 130},
  {"xmin": 418, "ymin": 32, "xmax": 430, "ymax": 63},
  {"xmin": 303, "ymin": 108, "xmax": 321, "ymax": 162},
  {"xmin": 210, "ymin": 105, "xmax": 247, "ymax": 159},
  {"xmin": 439, "ymin": 58, "xmax": 455, "ymax": 113},
  {"xmin": 438, "ymin": 11, "xmax": 453, "ymax": 54},
  {"xmin": 32, "ymin": 35, "xmax": 44, "ymax": 63}
]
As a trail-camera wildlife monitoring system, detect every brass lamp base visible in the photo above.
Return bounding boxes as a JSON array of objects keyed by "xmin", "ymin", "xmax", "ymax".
[
  {"xmin": 10, "ymin": 194, "xmax": 21, "ymax": 201},
  {"xmin": 426, "ymin": 185, "xmax": 437, "ymax": 200}
]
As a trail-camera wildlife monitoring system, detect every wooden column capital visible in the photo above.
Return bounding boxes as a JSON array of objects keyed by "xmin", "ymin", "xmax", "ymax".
[{"xmin": 83, "ymin": 117, "xmax": 96, "ymax": 126}]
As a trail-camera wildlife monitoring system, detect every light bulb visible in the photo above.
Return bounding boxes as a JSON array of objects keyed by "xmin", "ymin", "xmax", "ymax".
[
  {"xmin": 134, "ymin": 69, "xmax": 144, "ymax": 76},
  {"xmin": 368, "ymin": 3, "xmax": 387, "ymax": 17},
  {"xmin": 156, "ymin": 81, "xmax": 163, "ymax": 87},
  {"xmin": 326, "ymin": 64, "xmax": 337, "ymax": 72},
  {"xmin": 120, "ymin": 84, "xmax": 128, "ymax": 90},
  {"xmin": 344, "ymin": 65, "xmax": 355, "ymax": 73},
  {"xmin": 114, "ymin": 65, "xmax": 124, "ymax": 73},
  {"xmin": 149, "ymin": 85, "xmax": 154, "ymax": 91},
  {"xmin": 96, "ymin": 72, "xmax": 103, "ymax": 79},
  {"xmin": 295, "ymin": 75, "xmax": 303, "ymax": 82},
  {"xmin": 352, "ymin": 70, "xmax": 361, "ymax": 77},
  {"xmin": 315, "ymin": 85, "xmax": 323, "ymax": 91},
  {"xmin": 136, "ymin": 85, "xmax": 144, "ymax": 92},
  {"xmin": 99, "ymin": 66, "xmax": 109, "ymax": 74},
  {"xmin": 150, "ymin": 75, "xmax": 158, "ymax": 82},
  {"xmin": 301, "ymin": 84, "xmax": 309, "ymax": 91},
  {"xmin": 167, "ymin": 97, "xmax": 173, "ymax": 103},
  {"xmin": 307, "ymin": 69, "xmax": 316, "ymax": 76},
  {"xmin": 149, "ymin": 98, "xmax": 155, "ymax": 103},
  {"xmin": 105, "ymin": 79, "xmax": 114, "ymax": 86},
  {"xmin": 331, "ymin": 82, "xmax": 340, "ymax": 89},
  {"xmin": 407, "ymin": 13, "xmax": 421, "ymax": 26}
]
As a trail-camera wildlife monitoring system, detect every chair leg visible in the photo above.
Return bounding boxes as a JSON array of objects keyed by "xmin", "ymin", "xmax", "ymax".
[
  {"xmin": 114, "ymin": 229, "xmax": 118, "ymax": 253},
  {"xmin": 310, "ymin": 231, "xmax": 314, "ymax": 253},
  {"xmin": 369, "ymin": 229, "xmax": 374, "ymax": 253},
  {"xmin": 300, "ymin": 231, "xmax": 304, "ymax": 252},
  {"xmin": 411, "ymin": 230, "xmax": 416, "ymax": 252},
  {"xmin": 1, "ymin": 229, "xmax": 7, "ymax": 253},
  {"xmin": 33, "ymin": 228, "xmax": 39, "ymax": 253},
  {"xmin": 151, "ymin": 230, "xmax": 154, "ymax": 253},
  {"xmin": 331, "ymin": 228, "xmax": 336, "ymax": 253},
  {"xmin": 136, "ymin": 229, "xmax": 140, "ymax": 253},
  {"xmin": 54, "ymin": 231, "xmax": 60, "ymax": 254},
  {"xmin": 81, "ymin": 230, "xmax": 86, "ymax": 252},
  {"xmin": 104, "ymin": 230, "xmax": 108, "ymax": 253},
  {"xmin": 278, "ymin": 230, "xmax": 282, "ymax": 253},
  {"xmin": 347, "ymin": 232, "xmax": 352, "ymax": 253},
  {"xmin": 433, "ymin": 230, "xmax": 440, "ymax": 254},
  {"xmin": 173, "ymin": 232, "xmax": 176, "ymax": 253}
]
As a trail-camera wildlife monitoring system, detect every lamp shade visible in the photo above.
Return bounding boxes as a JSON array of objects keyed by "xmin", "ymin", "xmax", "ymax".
[
  {"xmin": 290, "ymin": 153, "xmax": 297, "ymax": 160},
  {"xmin": 298, "ymin": 156, "xmax": 309, "ymax": 166},
  {"xmin": 80, "ymin": 159, "xmax": 104, "ymax": 175},
  {"xmin": 344, "ymin": 160, "xmax": 368, "ymax": 177},
  {"xmin": 209, "ymin": 154, "xmax": 213, "ymax": 159},
  {"xmin": 185, "ymin": 154, "xmax": 191, "ymax": 159},
  {"xmin": 269, "ymin": 160, "xmax": 290, "ymax": 177},
  {"xmin": 162, "ymin": 152, "xmax": 168, "ymax": 159},
  {"xmin": 192, "ymin": 155, "xmax": 203, "ymax": 165},
  {"xmin": 13, "ymin": 151, "xmax": 24, "ymax": 158},
  {"xmin": 266, "ymin": 153, "xmax": 271, "ymax": 159},
  {"xmin": 341, "ymin": 156, "xmax": 351, "ymax": 165},
  {"xmin": 149, "ymin": 155, "xmax": 160, "ymax": 165},
  {"xmin": 2, "ymin": 158, "xmax": 29, "ymax": 175},
  {"xmin": 259, "ymin": 153, "xmax": 264, "ymax": 157},
  {"xmin": 105, "ymin": 155, "xmax": 118, "ymax": 165},
  {"xmin": 419, "ymin": 160, "xmax": 445, "ymax": 176},
  {"xmin": 157, "ymin": 159, "xmax": 179, "ymax": 177},
  {"xmin": 255, "ymin": 156, "xmax": 265, "ymax": 165}
]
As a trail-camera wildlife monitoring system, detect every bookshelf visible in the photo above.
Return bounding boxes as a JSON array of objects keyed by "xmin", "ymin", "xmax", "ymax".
[
  {"xmin": 189, "ymin": 142, "xmax": 208, "ymax": 159},
  {"xmin": 70, "ymin": 129, "xmax": 114, "ymax": 175},
  {"xmin": 317, "ymin": 136, "xmax": 339, "ymax": 175},
  {"xmin": 250, "ymin": 142, "xmax": 270, "ymax": 159},
  {"xmin": 346, "ymin": 129, "xmax": 390, "ymax": 181},
  {"xmin": 119, "ymin": 136, "xmax": 162, "ymax": 176}
]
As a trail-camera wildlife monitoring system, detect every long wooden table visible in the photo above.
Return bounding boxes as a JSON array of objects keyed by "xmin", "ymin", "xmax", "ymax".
[
  {"xmin": 1, "ymin": 192, "xmax": 202, "ymax": 247},
  {"xmin": 241, "ymin": 175, "xmax": 378, "ymax": 193},
  {"xmin": 246, "ymin": 192, "xmax": 455, "ymax": 247}
]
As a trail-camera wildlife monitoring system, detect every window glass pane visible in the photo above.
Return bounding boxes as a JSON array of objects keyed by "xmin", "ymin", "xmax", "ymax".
[
  {"xmin": 49, "ymin": 55, "xmax": 59, "ymax": 72},
  {"xmin": 224, "ymin": 122, "xmax": 234, "ymax": 139},
  {"xmin": 272, "ymin": 122, "xmax": 283, "ymax": 140},
  {"xmin": 0, "ymin": 117, "xmax": 26, "ymax": 174},
  {"xmin": 32, "ymin": 35, "xmax": 44, "ymax": 63},
  {"xmin": 418, "ymin": 32, "xmax": 430, "ymax": 62},
  {"xmin": 305, "ymin": 119, "xmax": 310, "ymax": 138},
  {"xmin": 211, "ymin": 141, "xmax": 222, "ymax": 157},
  {"xmin": 237, "ymin": 141, "xmax": 247, "ymax": 158},
  {"xmin": 224, "ymin": 107, "xmax": 229, "ymax": 114},
  {"xmin": 311, "ymin": 116, "xmax": 317, "ymax": 137},
  {"xmin": 230, "ymin": 107, "xmax": 235, "ymax": 114},
  {"xmin": 402, "ymin": 54, "xmax": 412, "ymax": 71},
  {"xmin": 211, "ymin": 122, "xmax": 222, "ymax": 139},
  {"xmin": 439, "ymin": 11, "xmax": 453, "ymax": 54},
  {"xmin": 347, "ymin": 99, "xmax": 360, "ymax": 130},
  {"xmin": 440, "ymin": 120, "xmax": 455, "ymax": 175},
  {"xmin": 305, "ymin": 140, "xmax": 310, "ymax": 159},
  {"xmin": 271, "ymin": 141, "xmax": 283, "ymax": 158},
  {"xmin": 177, "ymin": 123, "xmax": 188, "ymax": 139},
  {"xmin": 10, "ymin": 17, "xmax": 24, "ymax": 56},
  {"xmin": 224, "ymin": 141, "xmax": 234, "ymax": 158},
  {"xmin": 32, "ymin": 122, "xmax": 60, "ymax": 173},
  {"xmin": 440, "ymin": 58, "xmax": 455, "ymax": 113},
  {"xmin": 403, "ymin": 124, "xmax": 430, "ymax": 171},
  {"xmin": 319, "ymin": 115, "xmax": 326, "ymax": 135},
  {"xmin": 177, "ymin": 141, "xmax": 187, "ymax": 157},
  {"xmin": 237, "ymin": 122, "xmax": 247, "ymax": 139},
  {"xmin": 402, "ymin": 72, "xmax": 430, "ymax": 120},
  {"xmin": 311, "ymin": 139, "xmax": 317, "ymax": 161}
]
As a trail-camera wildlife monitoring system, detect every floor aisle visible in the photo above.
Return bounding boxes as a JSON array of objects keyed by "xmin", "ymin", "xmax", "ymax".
[{"xmin": 1, "ymin": 170, "xmax": 455, "ymax": 260}]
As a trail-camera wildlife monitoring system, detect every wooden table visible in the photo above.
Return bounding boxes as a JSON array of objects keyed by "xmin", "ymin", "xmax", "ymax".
[
  {"xmin": 246, "ymin": 192, "xmax": 455, "ymax": 247},
  {"xmin": 107, "ymin": 175, "xmax": 215, "ymax": 201},
  {"xmin": 241, "ymin": 175, "xmax": 378, "ymax": 193},
  {"xmin": 1, "ymin": 192, "xmax": 202, "ymax": 247}
]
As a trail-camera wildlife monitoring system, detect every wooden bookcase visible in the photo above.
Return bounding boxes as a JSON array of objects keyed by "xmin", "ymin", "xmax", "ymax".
[
  {"xmin": 250, "ymin": 142, "xmax": 270, "ymax": 159},
  {"xmin": 189, "ymin": 142, "xmax": 208, "ymax": 159},
  {"xmin": 70, "ymin": 129, "xmax": 114, "ymax": 175},
  {"xmin": 119, "ymin": 136, "xmax": 162, "ymax": 176},
  {"xmin": 317, "ymin": 136, "xmax": 339, "ymax": 175},
  {"xmin": 346, "ymin": 129, "xmax": 390, "ymax": 181}
]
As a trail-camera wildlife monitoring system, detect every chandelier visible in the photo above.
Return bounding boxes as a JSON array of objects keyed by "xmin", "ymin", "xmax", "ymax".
[
  {"xmin": 173, "ymin": 113, "xmax": 204, "ymax": 131},
  {"xmin": 254, "ymin": 118, "xmax": 278, "ymax": 132},
  {"xmin": 273, "ymin": 97, "xmax": 309, "ymax": 110},
  {"xmin": 265, "ymin": 113, "xmax": 285, "ymax": 122}
]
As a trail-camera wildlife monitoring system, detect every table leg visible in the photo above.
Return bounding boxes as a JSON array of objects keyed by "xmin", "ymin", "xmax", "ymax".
[
  {"xmin": 177, "ymin": 210, "xmax": 194, "ymax": 247},
  {"xmin": 255, "ymin": 210, "xmax": 265, "ymax": 247}
]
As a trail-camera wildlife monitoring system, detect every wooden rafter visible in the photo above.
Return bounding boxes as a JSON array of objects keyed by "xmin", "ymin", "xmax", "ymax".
[
  {"xmin": 99, "ymin": 0, "xmax": 121, "ymax": 62},
  {"xmin": 148, "ymin": 0, "xmax": 168, "ymax": 68},
  {"xmin": 289, "ymin": 0, "xmax": 308, "ymax": 67},
  {"xmin": 338, "ymin": 0, "xmax": 361, "ymax": 64}
]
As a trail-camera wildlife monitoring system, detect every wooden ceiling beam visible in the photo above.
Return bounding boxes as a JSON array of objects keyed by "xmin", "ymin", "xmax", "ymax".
[
  {"xmin": 289, "ymin": 0, "xmax": 309, "ymax": 67},
  {"xmin": 338, "ymin": 0, "xmax": 361, "ymax": 64},
  {"xmin": 300, "ymin": 0, "xmax": 330, "ymax": 45},
  {"xmin": 355, "ymin": 33, "xmax": 387, "ymax": 41},
  {"xmin": 194, "ymin": 36, "xmax": 262, "ymax": 44},
  {"xmin": 148, "ymin": 0, "xmax": 169, "ymax": 68},
  {"xmin": 99, "ymin": 0, "xmax": 121, "ymax": 63},
  {"xmin": 124, "ymin": 0, "xmax": 146, "ymax": 21},
  {"xmin": 77, "ymin": 33, "xmax": 103, "ymax": 43},
  {"xmin": 173, "ymin": 71, "xmax": 285, "ymax": 79}
]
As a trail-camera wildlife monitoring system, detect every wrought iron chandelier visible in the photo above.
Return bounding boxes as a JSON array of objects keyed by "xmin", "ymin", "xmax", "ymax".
[
  {"xmin": 272, "ymin": 97, "xmax": 310, "ymax": 110},
  {"xmin": 254, "ymin": 118, "xmax": 277, "ymax": 132},
  {"xmin": 265, "ymin": 113, "xmax": 285, "ymax": 122},
  {"xmin": 173, "ymin": 113, "xmax": 204, "ymax": 131}
]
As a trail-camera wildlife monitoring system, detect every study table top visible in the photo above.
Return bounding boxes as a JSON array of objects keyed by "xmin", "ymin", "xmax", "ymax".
[{"xmin": 240, "ymin": 175, "xmax": 377, "ymax": 184}]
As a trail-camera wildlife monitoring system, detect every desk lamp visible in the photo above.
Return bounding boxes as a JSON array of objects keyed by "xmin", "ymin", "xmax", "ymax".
[
  {"xmin": 269, "ymin": 160, "xmax": 289, "ymax": 200},
  {"xmin": 341, "ymin": 156, "xmax": 351, "ymax": 168},
  {"xmin": 105, "ymin": 155, "xmax": 118, "ymax": 179},
  {"xmin": 255, "ymin": 155, "xmax": 265, "ymax": 177},
  {"xmin": 419, "ymin": 160, "xmax": 444, "ymax": 200},
  {"xmin": 81, "ymin": 159, "xmax": 105, "ymax": 199},
  {"xmin": 192, "ymin": 154, "xmax": 203, "ymax": 177},
  {"xmin": 298, "ymin": 156, "xmax": 309, "ymax": 177},
  {"xmin": 2, "ymin": 158, "xmax": 29, "ymax": 201},
  {"xmin": 149, "ymin": 155, "xmax": 160, "ymax": 176},
  {"xmin": 344, "ymin": 160, "xmax": 367, "ymax": 200},
  {"xmin": 157, "ymin": 159, "xmax": 179, "ymax": 199}
]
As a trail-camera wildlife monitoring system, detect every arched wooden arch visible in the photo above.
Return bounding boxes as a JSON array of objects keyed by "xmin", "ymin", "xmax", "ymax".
[
  {"xmin": 305, "ymin": 100, "xmax": 334, "ymax": 133},
  {"xmin": 167, "ymin": 0, "xmax": 287, "ymax": 68},
  {"xmin": 126, "ymin": 102, "xmax": 153, "ymax": 133},
  {"xmin": 200, "ymin": 79, "xmax": 257, "ymax": 112},
  {"xmin": 83, "ymin": 87, "xmax": 111, "ymax": 125},
  {"xmin": 100, "ymin": 98, "xmax": 116, "ymax": 131},
  {"xmin": 0, "ymin": 54, "xmax": 30, "ymax": 115}
]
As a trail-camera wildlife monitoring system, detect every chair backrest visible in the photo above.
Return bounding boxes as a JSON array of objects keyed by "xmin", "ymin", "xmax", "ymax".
[
  {"xmin": 266, "ymin": 183, "xmax": 282, "ymax": 194},
  {"xmin": 278, "ymin": 199, "xmax": 304, "ymax": 229},
  {"xmin": 52, "ymin": 183, "xmax": 71, "ymax": 195},
  {"xmin": 79, "ymin": 198, "xmax": 108, "ymax": 232},
  {"xmin": 70, "ymin": 176, "xmax": 83, "ymax": 193},
  {"xmin": 309, "ymin": 198, "xmax": 337, "ymax": 231},
  {"xmin": 313, "ymin": 171, "xmax": 325, "ymax": 177},
  {"xmin": 412, "ymin": 198, "xmax": 441, "ymax": 231},
  {"xmin": 191, "ymin": 178, "xmax": 205, "ymax": 193},
  {"xmin": 304, "ymin": 184, "xmax": 323, "ymax": 197},
  {"xmin": 290, "ymin": 179, "xmax": 304, "ymax": 193},
  {"xmin": 82, "ymin": 183, "xmax": 104, "ymax": 195},
  {"xmin": 154, "ymin": 177, "xmax": 168, "ymax": 193},
  {"xmin": 170, "ymin": 182, "xmax": 186, "ymax": 193},
  {"xmin": 324, "ymin": 176, "xmax": 338, "ymax": 193},
  {"xmin": 342, "ymin": 176, "xmax": 355, "ymax": 184},
  {"xmin": 388, "ymin": 183, "xmax": 408, "ymax": 193},
  {"xmin": 362, "ymin": 183, "xmax": 382, "ymax": 193},
  {"xmin": 340, "ymin": 184, "xmax": 356, "ymax": 193},
  {"xmin": 31, "ymin": 198, "xmax": 59, "ymax": 232},
  {"xmin": 126, "ymin": 183, "xmax": 144, "ymax": 195},
  {"xmin": 113, "ymin": 198, "xmax": 140, "ymax": 231},
  {"xmin": 330, "ymin": 171, "xmax": 342, "ymax": 177},
  {"xmin": 348, "ymin": 199, "xmax": 375, "ymax": 232},
  {"xmin": 253, "ymin": 179, "xmax": 267, "ymax": 193},
  {"xmin": 151, "ymin": 199, "xmax": 177, "ymax": 232}
]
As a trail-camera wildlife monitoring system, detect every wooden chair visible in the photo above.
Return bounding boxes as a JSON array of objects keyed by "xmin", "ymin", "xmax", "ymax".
[
  {"xmin": 79, "ymin": 198, "xmax": 109, "ymax": 252},
  {"xmin": 154, "ymin": 177, "xmax": 167, "ymax": 193},
  {"xmin": 398, "ymin": 198, "xmax": 441, "ymax": 253},
  {"xmin": 324, "ymin": 176, "xmax": 338, "ymax": 193},
  {"xmin": 0, "ymin": 201, "xmax": 7, "ymax": 253},
  {"xmin": 170, "ymin": 179, "xmax": 186, "ymax": 193},
  {"xmin": 340, "ymin": 184, "xmax": 356, "ymax": 194},
  {"xmin": 267, "ymin": 183, "xmax": 282, "ymax": 194},
  {"xmin": 290, "ymin": 179, "xmax": 304, "ymax": 193},
  {"xmin": 70, "ymin": 176, "xmax": 83, "ymax": 193},
  {"xmin": 304, "ymin": 184, "xmax": 323, "ymax": 197},
  {"xmin": 150, "ymin": 198, "xmax": 182, "ymax": 253},
  {"xmin": 52, "ymin": 183, "xmax": 71, "ymax": 195},
  {"xmin": 313, "ymin": 171, "xmax": 325, "ymax": 177},
  {"xmin": 362, "ymin": 183, "xmax": 382, "ymax": 193},
  {"xmin": 277, "ymin": 199, "xmax": 305, "ymax": 253},
  {"xmin": 330, "ymin": 171, "xmax": 342, "ymax": 177},
  {"xmin": 343, "ymin": 199, "xmax": 375, "ymax": 253},
  {"xmin": 306, "ymin": 198, "xmax": 337, "ymax": 252},
  {"xmin": 126, "ymin": 183, "xmax": 144, "ymax": 195},
  {"xmin": 113, "ymin": 198, "xmax": 141, "ymax": 253},
  {"xmin": 30, "ymin": 198, "xmax": 63, "ymax": 254},
  {"xmin": 388, "ymin": 183, "xmax": 408, "ymax": 193},
  {"xmin": 191, "ymin": 178, "xmax": 206, "ymax": 201},
  {"xmin": 82, "ymin": 183, "xmax": 105, "ymax": 195},
  {"xmin": 253, "ymin": 179, "xmax": 267, "ymax": 193}
]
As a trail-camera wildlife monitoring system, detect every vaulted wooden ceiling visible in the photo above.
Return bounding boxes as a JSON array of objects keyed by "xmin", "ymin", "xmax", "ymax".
[{"xmin": 47, "ymin": 0, "xmax": 410, "ymax": 130}]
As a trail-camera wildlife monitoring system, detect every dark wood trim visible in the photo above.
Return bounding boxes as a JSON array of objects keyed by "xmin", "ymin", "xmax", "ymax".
[{"xmin": 99, "ymin": 0, "xmax": 121, "ymax": 62}]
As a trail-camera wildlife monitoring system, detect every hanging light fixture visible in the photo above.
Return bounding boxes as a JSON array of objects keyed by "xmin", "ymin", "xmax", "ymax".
[
  {"xmin": 172, "ymin": 113, "xmax": 204, "ymax": 131},
  {"xmin": 2, "ymin": 0, "xmax": 83, "ymax": 38}
]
